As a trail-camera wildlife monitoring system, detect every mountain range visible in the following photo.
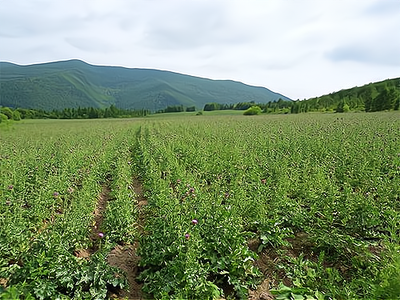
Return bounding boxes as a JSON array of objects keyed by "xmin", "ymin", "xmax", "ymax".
[{"xmin": 0, "ymin": 60, "xmax": 290, "ymax": 111}]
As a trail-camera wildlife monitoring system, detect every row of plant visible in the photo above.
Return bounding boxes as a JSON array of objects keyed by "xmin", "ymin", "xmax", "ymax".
[
  {"xmin": 0, "ymin": 119, "xmax": 140, "ymax": 299},
  {"xmin": 133, "ymin": 112, "xmax": 400, "ymax": 299},
  {"xmin": 1, "ymin": 112, "xmax": 399, "ymax": 299}
]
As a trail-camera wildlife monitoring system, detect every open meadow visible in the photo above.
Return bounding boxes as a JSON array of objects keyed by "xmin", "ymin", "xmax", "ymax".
[{"xmin": 1, "ymin": 112, "xmax": 400, "ymax": 299}]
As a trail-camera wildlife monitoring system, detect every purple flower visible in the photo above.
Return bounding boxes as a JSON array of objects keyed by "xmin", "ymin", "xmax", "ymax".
[
  {"xmin": 191, "ymin": 219, "xmax": 198, "ymax": 225},
  {"xmin": 261, "ymin": 179, "xmax": 267, "ymax": 184},
  {"xmin": 98, "ymin": 232, "xmax": 104, "ymax": 238},
  {"xmin": 189, "ymin": 187, "xmax": 195, "ymax": 193},
  {"xmin": 53, "ymin": 192, "xmax": 59, "ymax": 198},
  {"xmin": 185, "ymin": 233, "xmax": 190, "ymax": 240},
  {"xmin": 8, "ymin": 185, "xmax": 14, "ymax": 190}
]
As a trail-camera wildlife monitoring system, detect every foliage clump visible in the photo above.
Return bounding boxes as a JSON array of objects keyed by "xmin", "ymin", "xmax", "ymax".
[
  {"xmin": 0, "ymin": 113, "xmax": 7, "ymax": 123},
  {"xmin": 243, "ymin": 106, "xmax": 262, "ymax": 115}
]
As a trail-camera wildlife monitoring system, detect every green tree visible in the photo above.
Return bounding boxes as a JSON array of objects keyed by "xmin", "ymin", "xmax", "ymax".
[
  {"xmin": 291, "ymin": 102, "xmax": 300, "ymax": 114},
  {"xmin": 62, "ymin": 108, "xmax": 73, "ymax": 119},
  {"xmin": 12, "ymin": 110, "xmax": 21, "ymax": 121},
  {"xmin": 0, "ymin": 113, "xmax": 8, "ymax": 123},
  {"xmin": 109, "ymin": 104, "xmax": 119, "ymax": 117},
  {"xmin": 88, "ymin": 107, "xmax": 99, "ymax": 118},
  {"xmin": 336, "ymin": 100, "xmax": 349, "ymax": 113},
  {"xmin": 388, "ymin": 88, "xmax": 399, "ymax": 110},
  {"xmin": 0, "ymin": 107, "xmax": 13, "ymax": 120},
  {"xmin": 372, "ymin": 88, "xmax": 396, "ymax": 111},
  {"xmin": 362, "ymin": 87, "xmax": 375, "ymax": 112},
  {"xmin": 204, "ymin": 103, "xmax": 221, "ymax": 111},
  {"xmin": 17, "ymin": 108, "xmax": 33, "ymax": 119},
  {"xmin": 243, "ymin": 106, "xmax": 262, "ymax": 115},
  {"xmin": 394, "ymin": 97, "xmax": 400, "ymax": 110}
]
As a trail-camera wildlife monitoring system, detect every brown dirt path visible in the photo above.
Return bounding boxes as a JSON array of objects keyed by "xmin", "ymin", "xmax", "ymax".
[
  {"xmin": 91, "ymin": 185, "xmax": 109, "ymax": 242},
  {"xmin": 74, "ymin": 184, "xmax": 110, "ymax": 258},
  {"xmin": 107, "ymin": 177, "xmax": 148, "ymax": 300},
  {"xmin": 108, "ymin": 243, "xmax": 143, "ymax": 299}
]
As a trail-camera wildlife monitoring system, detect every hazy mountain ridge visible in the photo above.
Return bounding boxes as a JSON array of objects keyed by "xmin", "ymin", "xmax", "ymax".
[{"xmin": 0, "ymin": 60, "xmax": 290, "ymax": 111}]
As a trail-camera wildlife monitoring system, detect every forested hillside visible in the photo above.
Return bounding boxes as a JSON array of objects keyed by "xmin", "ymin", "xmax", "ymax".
[
  {"xmin": 297, "ymin": 77, "xmax": 400, "ymax": 112},
  {"xmin": 0, "ymin": 60, "xmax": 290, "ymax": 111},
  {"xmin": 1, "ymin": 59, "xmax": 398, "ymax": 115}
]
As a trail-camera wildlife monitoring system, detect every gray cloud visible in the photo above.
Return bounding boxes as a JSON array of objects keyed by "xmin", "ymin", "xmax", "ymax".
[
  {"xmin": 139, "ymin": 1, "xmax": 245, "ymax": 50},
  {"xmin": 326, "ymin": 44, "xmax": 400, "ymax": 66},
  {"xmin": 65, "ymin": 37, "xmax": 119, "ymax": 53},
  {"xmin": 363, "ymin": 0, "xmax": 400, "ymax": 16},
  {"xmin": 1, "ymin": 0, "xmax": 400, "ymax": 99}
]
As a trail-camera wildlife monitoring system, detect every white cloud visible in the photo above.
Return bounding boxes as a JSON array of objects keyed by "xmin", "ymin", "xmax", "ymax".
[{"xmin": 0, "ymin": 0, "xmax": 399, "ymax": 99}]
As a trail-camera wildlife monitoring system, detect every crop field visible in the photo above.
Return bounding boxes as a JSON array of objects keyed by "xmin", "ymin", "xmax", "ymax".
[{"xmin": 1, "ymin": 112, "xmax": 400, "ymax": 299}]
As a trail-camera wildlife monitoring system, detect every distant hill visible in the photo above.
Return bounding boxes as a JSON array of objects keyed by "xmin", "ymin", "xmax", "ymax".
[
  {"xmin": 300, "ymin": 77, "xmax": 400, "ymax": 112},
  {"xmin": 0, "ymin": 60, "xmax": 290, "ymax": 111}
]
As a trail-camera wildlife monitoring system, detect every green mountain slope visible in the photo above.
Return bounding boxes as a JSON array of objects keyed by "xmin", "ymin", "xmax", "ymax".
[
  {"xmin": 0, "ymin": 60, "xmax": 290, "ymax": 111},
  {"xmin": 302, "ymin": 77, "xmax": 400, "ymax": 112}
]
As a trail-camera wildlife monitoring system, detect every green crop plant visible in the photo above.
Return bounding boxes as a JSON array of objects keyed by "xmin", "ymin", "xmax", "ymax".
[
  {"xmin": 0, "ymin": 119, "xmax": 141, "ymax": 299},
  {"xmin": 1, "ymin": 112, "xmax": 399, "ymax": 299}
]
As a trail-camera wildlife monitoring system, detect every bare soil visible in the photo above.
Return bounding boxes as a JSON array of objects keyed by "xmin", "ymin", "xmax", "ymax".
[
  {"xmin": 132, "ymin": 177, "xmax": 148, "ymax": 207},
  {"xmin": 73, "ymin": 180, "xmax": 147, "ymax": 299},
  {"xmin": 248, "ymin": 279, "xmax": 274, "ymax": 300},
  {"xmin": 107, "ymin": 177, "xmax": 148, "ymax": 300},
  {"xmin": 247, "ymin": 232, "xmax": 315, "ymax": 299},
  {"xmin": 107, "ymin": 243, "xmax": 144, "ymax": 300},
  {"xmin": 74, "ymin": 185, "xmax": 110, "ymax": 257},
  {"xmin": 0, "ymin": 278, "xmax": 7, "ymax": 288},
  {"xmin": 91, "ymin": 185, "xmax": 109, "ymax": 241},
  {"xmin": 74, "ymin": 184, "xmax": 111, "ymax": 259},
  {"xmin": 85, "ymin": 179, "xmax": 322, "ymax": 299}
]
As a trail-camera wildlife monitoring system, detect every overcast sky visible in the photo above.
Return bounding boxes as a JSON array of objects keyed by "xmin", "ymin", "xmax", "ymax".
[{"xmin": 1, "ymin": 0, "xmax": 399, "ymax": 100}]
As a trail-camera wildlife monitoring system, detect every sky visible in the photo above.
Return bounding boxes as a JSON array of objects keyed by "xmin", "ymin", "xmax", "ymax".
[{"xmin": 1, "ymin": 0, "xmax": 399, "ymax": 100}]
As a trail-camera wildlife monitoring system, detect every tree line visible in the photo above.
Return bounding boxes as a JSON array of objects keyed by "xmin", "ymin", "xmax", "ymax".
[
  {"xmin": 303, "ymin": 78, "xmax": 400, "ymax": 113},
  {"xmin": 156, "ymin": 105, "xmax": 196, "ymax": 113},
  {"xmin": 1, "ymin": 77, "xmax": 399, "ymax": 122},
  {"xmin": 202, "ymin": 79, "xmax": 400, "ymax": 114},
  {"xmin": 0, "ymin": 105, "xmax": 149, "ymax": 123},
  {"xmin": 203, "ymin": 99, "xmax": 294, "ymax": 113}
]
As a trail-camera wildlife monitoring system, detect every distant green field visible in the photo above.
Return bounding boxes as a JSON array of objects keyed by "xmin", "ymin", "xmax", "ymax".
[
  {"xmin": 1, "ymin": 112, "xmax": 399, "ymax": 299},
  {"xmin": 150, "ymin": 109, "xmax": 245, "ymax": 118}
]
